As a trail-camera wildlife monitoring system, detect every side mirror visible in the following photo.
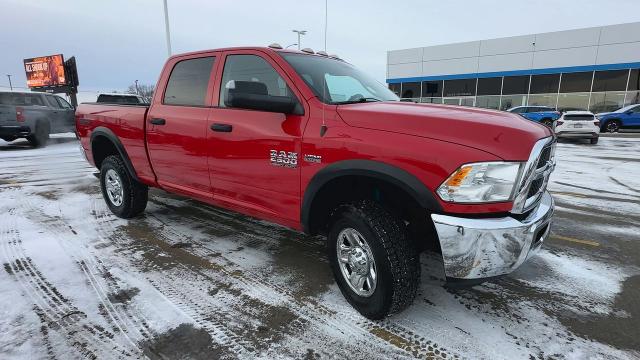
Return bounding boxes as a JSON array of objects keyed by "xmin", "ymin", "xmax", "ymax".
[{"xmin": 224, "ymin": 80, "xmax": 301, "ymax": 115}]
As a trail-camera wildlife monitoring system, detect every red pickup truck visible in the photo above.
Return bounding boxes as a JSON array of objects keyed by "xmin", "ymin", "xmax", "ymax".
[{"xmin": 76, "ymin": 46, "xmax": 555, "ymax": 319}]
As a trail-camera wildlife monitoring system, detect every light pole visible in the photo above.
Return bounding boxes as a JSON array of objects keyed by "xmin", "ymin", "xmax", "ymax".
[
  {"xmin": 6, "ymin": 75, "xmax": 12, "ymax": 91},
  {"xmin": 292, "ymin": 30, "xmax": 307, "ymax": 50},
  {"xmin": 162, "ymin": 0, "xmax": 172, "ymax": 57},
  {"xmin": 135, "ymin": 80, "xmax": 139, "ymax": 95}
]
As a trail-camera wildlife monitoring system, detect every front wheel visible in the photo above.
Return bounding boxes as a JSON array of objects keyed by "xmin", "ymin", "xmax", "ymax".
[
  {"xmin": 100, "ymin": 155, "xmax": 148, "ymax": 218},
  {"xmin": 328, "ymin": 200, "xmax": 420, "ymax": 319}
]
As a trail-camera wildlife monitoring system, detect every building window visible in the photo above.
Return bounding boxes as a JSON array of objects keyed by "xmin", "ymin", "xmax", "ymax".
[
  {"xmin": 560, "ymin": 71, "xmax": 593, "ymax": 93},
  {"xmin": 422, "ymin": 80, "xmax": 443, "ymax": 97},
  {"xmin": 388, "ymin": 83, "xmax": 401, "ymax": 97},
  {"xmin": 592, "ymin": 70, "xmax": 628, "ymax": 92},
  {"xmin": 590, "ymin": 91, "xmax": 626, "ymax": 113},
  {"xmin": 443, "ymin": 78, "xmax": 476, "ymax": 97},
  {"xmin": 500, "ymin": 94, "xmax": 527, "ymax": 110},
  {"xmin": 477, "ymin": 77, "xmax": 502, "ymax": 96},
  {"xmin": 476, "ymin": 95, "xmax": 500, "ymax": 109},
  {"xmin": 530, "ymin": 74, "xmax": 560, "ymax": 94},
  {"xmin": 628, "ymin": 69, "xmax": 640, "ymax": 91},
  {"xmin": 401, "ymin": 82, "xmax": 420, "ymax": 99},
  {"xmin": 502, "ymin": 76, "xmax": 529, "ymax": 95},
  {"xmin": 557, "ymin": 92, "xmax": 590, "ymax": 111}
]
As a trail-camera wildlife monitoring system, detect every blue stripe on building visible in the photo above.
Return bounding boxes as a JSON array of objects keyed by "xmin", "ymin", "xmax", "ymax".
[{"xmin": 386, "ymin": 62, "xmax": 640, "ymax": 83}]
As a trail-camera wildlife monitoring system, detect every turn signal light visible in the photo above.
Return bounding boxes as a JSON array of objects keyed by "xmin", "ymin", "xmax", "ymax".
[
  {"xmin": 594, "ymin": 120, "xmax": 600, "ymax": 126},
  {"xmin": 16, "ymin": 107, "xmax": 25, "ymax": 122},
  {"xmin": 444, "ymin": 166, "xmax": 472, "ymax": 187}
]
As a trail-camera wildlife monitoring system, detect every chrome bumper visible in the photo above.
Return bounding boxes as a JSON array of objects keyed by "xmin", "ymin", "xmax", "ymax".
[{"xmin": 431, "ymin": 191, "xmax": 554, "ymax": 280}]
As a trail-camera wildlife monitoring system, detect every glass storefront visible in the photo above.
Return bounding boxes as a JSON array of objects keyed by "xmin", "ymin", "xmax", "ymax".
[
  {"xmin": 528, "ymin": 93, "xmax": 558, "ymax": 108},
  {"xmin": 625, "ymin": 91, "xmax": 640, "ymax": 106},
  {"xmin": 475, "ymin": 95, "xmax": 500, "ymax": 109},
  {"xmin": 500, "ymin": 95, "xmax": 527, "ymax": 110},
  {"xmin": 391, "ymin": 68, "xmax": 640, "ymax": 111},
  {"xmin": 590, "ymin": 91, "xmax": 626, "ymax": 113}
]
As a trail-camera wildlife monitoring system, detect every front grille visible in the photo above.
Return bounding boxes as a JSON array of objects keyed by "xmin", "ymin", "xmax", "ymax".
[
  {"xmin": 563, "ymin": 114, "xmax": 594, "ymax": 121},
  {"xmin": 537, "ymin": 146, "xmax": 552, "ymax": 169},
  {"xmin": 527, "ymin": 178, "xmax": 543, "ymax": 198}
]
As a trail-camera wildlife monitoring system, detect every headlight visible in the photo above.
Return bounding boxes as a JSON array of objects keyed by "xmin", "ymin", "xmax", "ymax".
[{"xmin": 436, "ymin": 162, "xmax": 523, "ymax": 203}]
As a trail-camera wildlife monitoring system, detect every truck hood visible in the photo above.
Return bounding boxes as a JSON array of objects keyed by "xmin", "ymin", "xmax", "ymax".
[{"xmin": 336, "ymin": 102, "xmax": 552, "ymax": 160}]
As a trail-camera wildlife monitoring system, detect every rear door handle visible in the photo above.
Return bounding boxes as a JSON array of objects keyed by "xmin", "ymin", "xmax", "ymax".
[
  {"xmin": 210, "ymin": 123, "xmax": 232, "ymax": 132},
  {"xmin": 150, "ymin": 118, "xmax": 166, "ymax": 125}
]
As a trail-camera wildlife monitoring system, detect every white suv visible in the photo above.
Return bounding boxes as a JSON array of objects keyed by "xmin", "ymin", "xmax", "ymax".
[{"xmin": 555, "ymin": 110, "xmax": 600, "ymax": 144}]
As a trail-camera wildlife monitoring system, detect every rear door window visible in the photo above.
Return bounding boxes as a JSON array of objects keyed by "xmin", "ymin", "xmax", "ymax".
[
  {"xmin": 54, "ymin": 96, "xmax": 73, "ymax": 109},
  {"xmin": 46, "ymin": 96, "xmax": 62, "ymax": 108},
  {"xmin": 164, "ymin": 57, "xmax": 215, "ymax": 106}
]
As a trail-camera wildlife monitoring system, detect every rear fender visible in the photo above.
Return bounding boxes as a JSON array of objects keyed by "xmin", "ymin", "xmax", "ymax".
[{"xmin": 90, "ymin": 127, "xmax": 140, "ymax": 182}]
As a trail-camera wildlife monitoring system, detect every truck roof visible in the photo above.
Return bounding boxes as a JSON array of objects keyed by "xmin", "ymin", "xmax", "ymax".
[{"xmin": 168, "ymin": 46, "xmax": 342, "ymax": 61}]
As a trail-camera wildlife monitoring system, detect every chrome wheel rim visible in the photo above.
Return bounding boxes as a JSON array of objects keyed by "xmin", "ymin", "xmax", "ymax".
[
  {"xmin": 336, "ymin": 228, "xmax": 377, "ymax": 297},
  {"xmin": 105, "ymin": 169, "xmax": 124, "ymax": 206}
]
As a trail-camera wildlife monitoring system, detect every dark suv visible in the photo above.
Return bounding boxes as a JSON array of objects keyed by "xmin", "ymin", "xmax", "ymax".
[{"xmin": 0, "ymin": 91, "xmax": 74, "ymax": 147}]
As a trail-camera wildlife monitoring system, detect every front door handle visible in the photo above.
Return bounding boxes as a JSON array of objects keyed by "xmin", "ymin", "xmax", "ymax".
[
  {"xmin": 150, "ymin": 118, "xmax": 166, "ymax": 125},
  {"xmin": 210, "ymin": 123, "xmax": 232, "ymax": 132}
]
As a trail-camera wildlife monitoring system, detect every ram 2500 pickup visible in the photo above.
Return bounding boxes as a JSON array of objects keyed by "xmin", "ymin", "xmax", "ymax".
[{"xmin": 76, "ymin": 46, "xmax": 556, "ymax": 319}]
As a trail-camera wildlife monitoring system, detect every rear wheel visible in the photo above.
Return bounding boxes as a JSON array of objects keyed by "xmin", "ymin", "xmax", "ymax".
[
  {"xmin": 604, "ymin": 120, "xmax": 620, "ymax": 133},
  {"xmin": 27, "ymin": 120, "xmax": 50, "ymax": 147},
  {"xmin": 100, "ymin": 155, "xmax": 148, "ymax": 218},
  {"xmin": 328, "ymin": 200, "xmax": 420, "ymax": 319},
  {"xmin": 590, "ymin": 137, "xmax": 599, "ymax": 144}
]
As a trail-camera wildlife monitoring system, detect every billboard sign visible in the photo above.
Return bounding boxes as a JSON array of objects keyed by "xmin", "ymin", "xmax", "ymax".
[{"xmin": 24, "ymin": 54, "xmax": 67, "ymax": 88}]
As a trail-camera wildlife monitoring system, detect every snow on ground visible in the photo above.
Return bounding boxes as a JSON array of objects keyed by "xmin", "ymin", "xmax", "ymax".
[{"xmin": 0, "ymin": 135, "xmax": 638, "ymax": 359}]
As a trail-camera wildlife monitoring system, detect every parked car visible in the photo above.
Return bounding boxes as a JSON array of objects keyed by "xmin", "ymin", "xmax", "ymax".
[
  {"xmin": 555, "ymin": 110, "xmax": 600, "ymax": 144},
  {"xmin": 0, "ymin": 91, "xmax": 74, "ymax": 147},
  {"xmin": 96, "ymin": 93, "xmax": 146, "ymax": 104},
  {"xmin": 596, "ymin": 104, "xmax": 640, "ymax": 133},
  {"xmin": 507, "ymin": 106, "xmax": 561, "ymax": 127},
  {"xmin": 76, "ymin": 46, "xmax": 556, "ymax": 319}
]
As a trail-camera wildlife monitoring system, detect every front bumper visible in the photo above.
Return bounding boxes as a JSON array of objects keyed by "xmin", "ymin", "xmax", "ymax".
[
  {"xmin": 0, "ymin": 125, "xmax": 31, "ymax": 138},
  {"xmin": 431, "ymin": 191, "xmax": 554, "ymax": 280}
]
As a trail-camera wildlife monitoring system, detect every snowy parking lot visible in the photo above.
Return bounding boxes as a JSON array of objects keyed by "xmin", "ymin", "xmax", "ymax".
[{"xmin": 0, "ymin": 134, "xmax": 638, "ymax": 359}]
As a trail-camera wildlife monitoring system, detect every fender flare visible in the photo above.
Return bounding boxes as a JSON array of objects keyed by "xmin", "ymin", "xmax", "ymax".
[
  {"xmin": 301, "ymin": 159, "xmax": 442, "ymax": 234},
  {"xmin": 90, "ymin": 127, "xmax": 140, "ymax": 182}
]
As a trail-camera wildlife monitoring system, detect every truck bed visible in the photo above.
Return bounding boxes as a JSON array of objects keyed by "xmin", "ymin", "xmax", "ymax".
[{"xmin": 75, "ymin": 102, "xmax": 156, "ymax": 184}]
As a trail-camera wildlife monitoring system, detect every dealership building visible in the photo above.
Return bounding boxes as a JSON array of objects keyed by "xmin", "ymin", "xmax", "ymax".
[{"xmin": 386, "ymin": 22, "xmax": 640, "ymax": 113}]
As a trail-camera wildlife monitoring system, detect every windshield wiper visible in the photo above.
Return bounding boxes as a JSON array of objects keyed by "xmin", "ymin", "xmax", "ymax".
[{"xmin": 334, "ymin": 97, "xmax": 382, "ymax": 105}]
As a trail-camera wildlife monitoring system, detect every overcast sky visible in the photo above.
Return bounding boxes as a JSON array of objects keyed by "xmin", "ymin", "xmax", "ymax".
[{"xmin": 2, "ymin": 0, "xmax": 639, "ymax": 96}]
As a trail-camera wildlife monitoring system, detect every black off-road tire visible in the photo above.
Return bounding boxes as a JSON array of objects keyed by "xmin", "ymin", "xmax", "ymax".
[
  {"xmin": 100, "ymin": 155, "xmax": 148, "ymax": 218},
  {"xmin": 590, "ymin": 137, "xmax": 599, "ymax": 144},
  {"xmin": 27, "ymin": 120, "xmax": 50, "ymax": 147},
  {"xmin": 328, "ymin": 200, "xmax": 420, "ymax": 319}
]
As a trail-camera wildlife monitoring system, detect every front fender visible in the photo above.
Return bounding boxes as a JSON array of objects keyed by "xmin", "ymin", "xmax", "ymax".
[{"xmin": 301, "ymin": 159, "xmax": 442, "ymax": 234}]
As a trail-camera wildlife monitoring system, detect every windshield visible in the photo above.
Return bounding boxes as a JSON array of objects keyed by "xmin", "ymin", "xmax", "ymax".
[
  {"xmin": 614, "ymin": 104, "xmax": 637, "ymax": 113},
  {"xmin": 280, "ymin": 53, "xmax": 399, "ymax": 104}
]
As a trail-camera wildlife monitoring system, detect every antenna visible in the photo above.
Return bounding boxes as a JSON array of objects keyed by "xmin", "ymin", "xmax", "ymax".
[{"xmin": 320, "ymin": 0, "xmax": 328, "ymax": 137}]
